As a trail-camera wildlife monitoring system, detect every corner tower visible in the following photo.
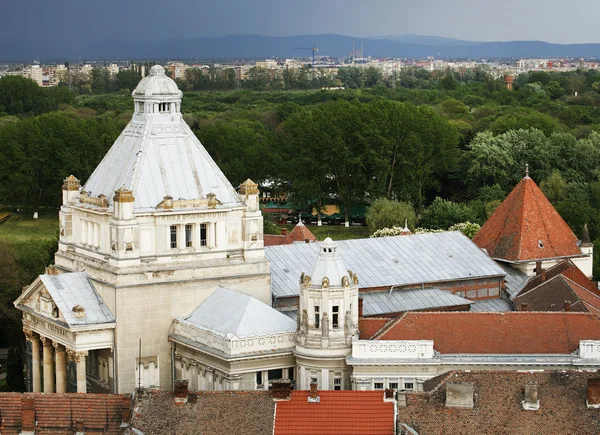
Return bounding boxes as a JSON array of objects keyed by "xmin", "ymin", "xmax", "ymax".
[
  {"xmin": 49, "ymin": 65, "xmax": 270, "ymax": 393},
  {"xmin": 295, "ymin": 238, "xmax": 359, "ymax": 390}
]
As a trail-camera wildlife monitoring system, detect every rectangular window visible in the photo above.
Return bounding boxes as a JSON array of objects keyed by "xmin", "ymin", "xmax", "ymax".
[
  {"xmin": 170, "ymin": 225, "xmax": 178, "ymax": 249},
  {"xmin": 374, "ymin": 382, "xmax": 384, "ymax": 390},
  {"xmin": 310, "ymin": 377, "xmax": 318, "ymax": 385},
  {"xmin": 268, "ymin": 369, "xmax": 283, "ymax": 381},
  {"xmin": 314, "ymin": 306, "xmax": 320, "ymax": 328},
  {"xmin": 332, "ymin": 305, "xmax": 339, "ymax": 329},
  {"xmin": 200, "ymin": 223, "xmax": 207, "ymax": 246},
  {"xmin": 256, "ymin": 371, "xmax": 263, "ymax": 386},
  {"xmin": 288, "ymin": 367, "xmax": 295, "ymax": 381},
  {"xmin": 334, "ymin": 378, "xmax": 342, "ymax": 391},
  {"xmin": 403, "ymin": 378, "xmax": 415, "ymax": 391},
  {"xmin": 388, "ymin": 382, "xmax": 399, "ymax": 390},
  {"xmin": 185, "ymin": 224, "xmax": 193, "ymax": 247}
]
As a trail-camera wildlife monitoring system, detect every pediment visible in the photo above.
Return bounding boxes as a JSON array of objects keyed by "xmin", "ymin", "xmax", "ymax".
[{"xmin": 15, "ymin": 277, "xmax": 65, "ymax": 322}]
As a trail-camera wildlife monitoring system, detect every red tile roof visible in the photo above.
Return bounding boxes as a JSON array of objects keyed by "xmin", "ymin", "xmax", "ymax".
[
  {"xmin": 274, "ymin": 390, "xmax": 395, "ymax": 435},
  {"xmin": 359, "ymin": 317, "xmax": 394, "ymax": 339},
  {"xmin": 514, "ymin": 274, "xmax": 600, "ymax": 314},
  {"xmin": 398, "ymin": 371, "xmax": 600, "ymax": 435},
  {"xmin": 374, "ymin": 311, "xmax": 600, "ymax": 354},
  {"xmin": 473, "ymin": 175, "xmax": 581, "ymax": 262},
  {"xmin": 0, "ymin": 393, "xmax": 128, "ymax": 435},
  {"xmin": 264, "ymin": 223, "xmax": 317, "ymax": 246},
  {"xmin": 518, "ymin": 259, "xmax": 600, "ymax": 297},
  {"xmin": 129, "ymin": 390, "xmax": 275, "ymax": 435}
]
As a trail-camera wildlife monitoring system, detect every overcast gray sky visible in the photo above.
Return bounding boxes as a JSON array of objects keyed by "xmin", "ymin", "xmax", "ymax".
[{"xmin": 2, "ymin": 0, "xmax": 598, "ymax": 44}]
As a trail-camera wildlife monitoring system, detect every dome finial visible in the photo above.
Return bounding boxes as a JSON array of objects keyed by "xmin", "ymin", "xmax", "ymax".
[
  {"xmin": 525, "ymin": 163, "xmax": 530, "ymax": 179},
  {"xmin": 150, "ymin": 65, "xmax": 165, "ymax": 76}
]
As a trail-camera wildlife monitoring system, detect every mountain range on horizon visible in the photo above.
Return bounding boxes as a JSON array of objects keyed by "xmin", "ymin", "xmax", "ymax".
[{"xmin": 1, "ymin": 33, "xmax": 600, "ymax": 62}]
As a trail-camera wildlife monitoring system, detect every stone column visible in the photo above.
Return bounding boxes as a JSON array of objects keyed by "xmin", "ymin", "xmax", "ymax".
[
  {"xmin": 74, "ymin": 351, "xmax": 88, "ymax": 393},
  {"xmin": 40, "ymin": 336, "xmax": 55, "ymax": 393},
  {"xmin": 54, "ymin": 343, "xmax": 67, "ymax": 394},
  {"xmin": 25, "ymin": 329, "xmax": 42, "ymax": 393}
]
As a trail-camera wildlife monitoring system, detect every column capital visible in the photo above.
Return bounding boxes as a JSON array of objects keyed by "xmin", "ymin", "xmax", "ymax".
[
  {"xmin": 67, "ymin": 349, "xmax": 88, "ymax": 363},
  {"xmin": 39, "ymin": 335, "xmax": 51, "ymax": 346},
  {"xmin": 52, "ymin": 341, "xmax": 64, "ymax": 351},
  {"xmin": 23, "ymin": 328, "xmax": 34, "ymax": 341}
]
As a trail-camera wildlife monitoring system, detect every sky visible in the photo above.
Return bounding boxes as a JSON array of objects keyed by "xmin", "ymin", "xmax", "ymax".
[{"xmin": 2, "ymin": 0, "xmax": 599, "ymax": 44}]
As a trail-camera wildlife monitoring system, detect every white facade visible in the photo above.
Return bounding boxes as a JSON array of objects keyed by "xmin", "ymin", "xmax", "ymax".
[{"xmin": 46, "ymin": 65, "xmax": 270, "ymax": 393}]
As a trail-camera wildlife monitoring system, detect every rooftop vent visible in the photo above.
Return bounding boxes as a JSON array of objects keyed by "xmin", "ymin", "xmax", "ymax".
[
  {"xmin": 445, "ymin": 382, "xmax": 474, "ymax": 409},
  {"xmin": 522, "ymin": 382, "xmax": 540, "ymax": 410}
]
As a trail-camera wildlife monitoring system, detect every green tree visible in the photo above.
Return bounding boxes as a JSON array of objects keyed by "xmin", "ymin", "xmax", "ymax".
[
  {"xmin": 365, "ymin": 198, "xmax": 417, "ymax": 232},
  {"xmin": 420, "ymin": 197, "xmax": 479, "ymax": 229},
  {"xmin": 5, "ymin": 347, "xmax": 25, "ymax": 392},
  {"xmin": 546, "ymin": 81, "xmax": 564, "ymax": 100}
]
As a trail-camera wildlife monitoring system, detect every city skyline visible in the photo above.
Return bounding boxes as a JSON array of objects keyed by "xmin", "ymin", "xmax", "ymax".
[{"xmin": 2, "ymin": 0, "xmax": 600, "ymax": 45}]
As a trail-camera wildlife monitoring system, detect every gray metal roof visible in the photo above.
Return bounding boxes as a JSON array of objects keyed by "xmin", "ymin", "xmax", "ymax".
[
  {"xmin": 266, "ymin": 232, "xmax": 506, "ymax": 298},
  {"xmin": 496, "ymin": 262, "xmax": 529, "ymax": 299},
  {"xmin": 469, "ymin": 298, "xmax": 514, "ymax": 312},
  {"xmin": 39, "ymin": 272, "xmax": 115, "ymax": 326},
  {"xmin": 361, "ymin": 288, "xmax": 472, "ymax": 316},
  {"xmin": 183, "ymin": 287, "xmax": 296, "ymax": 339},
  {"xmin": 83, "ymin": 80, "xmax": 242, "ymax": 211}
]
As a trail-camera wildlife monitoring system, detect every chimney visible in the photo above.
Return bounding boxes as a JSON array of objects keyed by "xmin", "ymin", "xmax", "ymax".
[
  {"xmin": 535, "ymin": 261, "xmax": 543, "ymax": 276},
  {"xmin": 522, "ymin": 382, "xmax": 540, "ymax": 410},
  {"xmin": 188, "ymin": 392, "xmax": 198, "ymax": 404},
  {"xmin": 521, "ymin": 303, "xmax": 528, "ymax": 312},
  {"xmin": 121, "ymin": 394, "xmax": 132, "ymax": 425},
  {"xmin": 587, "ymin": 378, "xmax": 600, "ymax": 408},
  {"xmin": 21, "ymin": 397, "xmax": 35, "ymax": 433},
  {"xmin": 281, "ymin": 228, "xmax": 288, "ymax": 236},
  {"xmin": 358, "ymin": 297, "xmax": 364, "ymax": 317},
  {"xmin": 565, "ymin": 300, "xmax": 572, "ymax": 312},
  {"xmin": 75, "ymin": 420, "xmax": 85, "ymax": 435},
  {"xmin": 308, "ymin": 382, "xmax": 320, "ymax": 402},
  {"xmin": 445, "ymin": 382, "xmax": 474, "ymax": 409},
  {"xmin": 384, "ymin": 389, "xmax": 395, "ymax": 400},
  {"xmin": 174, "ymin": 380, "xmax": 189, "ymax": 404},
  {"xmin": 272, "ymin": 379, "xmax": 292, "ymax": 400}
]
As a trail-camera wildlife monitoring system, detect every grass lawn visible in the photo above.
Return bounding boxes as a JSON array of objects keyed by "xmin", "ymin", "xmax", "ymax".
[
  {"xmin": 0, "ymin": 209, "xmax": 59, "ymax": 243},
  {"xmin": 276, "ymin": 224, "xmax": 371, "ymax": 241}
]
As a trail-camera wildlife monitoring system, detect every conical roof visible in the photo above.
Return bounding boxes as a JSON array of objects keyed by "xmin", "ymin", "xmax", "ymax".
[
  {"xmin": 83, "ymin": 67, "xmax": 242, "ymax": 211},
  {"xmin": 473, "ymin": 174, "xmax": 580, "ymax": 262},
  {"xmin": 310, "ymin": 237, "xmax": 352, "ymax": 288}
]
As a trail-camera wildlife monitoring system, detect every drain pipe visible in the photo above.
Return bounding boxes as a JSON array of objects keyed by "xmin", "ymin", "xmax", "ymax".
[{"xmin": 171, "ymin": 342, "xmax": 176, "ymax": 390}]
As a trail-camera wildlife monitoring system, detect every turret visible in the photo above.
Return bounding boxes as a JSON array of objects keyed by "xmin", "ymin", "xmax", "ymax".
[
  {"xmin": 295, "ymin": 238, "xmax": 358, "ymax": 390},
  {"xmin": 62, "ymin": 175, "xmax": 81, "ymax": 205},
  {"xmin": 109, "ymin": 187, "xmax": 139, "ymax": 265},
  {"xmin": 239, "ymin": 179, "xmax": 264, "ymax": 256}
]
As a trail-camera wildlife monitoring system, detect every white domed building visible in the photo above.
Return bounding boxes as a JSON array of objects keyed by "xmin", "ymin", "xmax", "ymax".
[{"xmin": 15, "ymin": 65, "xmax": 270, "ymax": 394}]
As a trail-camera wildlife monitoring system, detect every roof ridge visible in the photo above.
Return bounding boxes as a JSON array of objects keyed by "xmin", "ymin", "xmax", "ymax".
[{"xmin": 372, "ymin": 314, "xmax": 405, "ymax": 339}]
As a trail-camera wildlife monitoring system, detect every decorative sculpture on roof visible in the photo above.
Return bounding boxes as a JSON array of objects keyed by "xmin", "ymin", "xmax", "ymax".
[
  {"xmin": 303, "ymin": 274, "xmax": 312, "ymax": 286},
  {"xmin": 342, "ymin": 275, "xmax": 349, "ymax": 287},
  {"xmin": 321, "ymin": 312, "xmax": 329, "ymax": 338},
  {"xmin": 300, "ymin": 272, "xmax": 305, "ymax": 285},
  {"xmin": 322, "ymin": 277, "xmax": 330, "ymax": 288},
  {"xmin": 352, "ymin": 272, "xmax": 359, "ymax": 285}
]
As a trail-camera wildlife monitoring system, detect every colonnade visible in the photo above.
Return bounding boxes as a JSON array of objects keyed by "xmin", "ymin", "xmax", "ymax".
[{"xmin": 24, "ymin": 329, "xmax": 87, "ymax": 393}]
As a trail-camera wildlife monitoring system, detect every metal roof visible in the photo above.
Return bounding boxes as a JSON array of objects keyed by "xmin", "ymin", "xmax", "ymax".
[
  {"xmin": 183, "ymin": 287, "xmax": 296, "ymax": 339},
  {"xmin": 470, "ymin": 298, "xmax": 514, "ymax": 312},
  {"xmin": 83, "ymin": 70, "xmax": 242, "ymax": 212},
  {"xmin": 496, "ymin": 262, "xmax": 529, "ymax": 299},
  {"xmin": 39, "ymin": 272, "xmax": 115, "ymax": 326},
  {"xmin": 266, "ymin": 232, "xmax": 506, "ymax": 298},
  {"xmin": 361, "ymin": 288, "xmax": 472, "ymax": 316}
]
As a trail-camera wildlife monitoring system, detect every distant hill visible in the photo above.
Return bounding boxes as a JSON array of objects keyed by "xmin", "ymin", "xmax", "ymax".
[{"xmin": 1, "ymin": 34, "xmax": 600, "ymax": 61}]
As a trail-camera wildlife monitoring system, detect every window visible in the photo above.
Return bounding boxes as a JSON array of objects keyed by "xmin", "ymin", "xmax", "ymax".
[
  {"xmin": 200, "ymin": 223, "xmax": 207, "ymax": 246},
  {"xmin": 288, "ymin": 367, "xmax": 294, "ymax": 381},
  {"xmin": 256, "ymin": 371, "xmax": 263, "ymax": 386},
  {"xmin": 403, "ymin": 378, "xmax": 415, "ymax": 391},
  {"xmin": 310, "ymin": 377, "xmax": 318, "ymax": 385},
  {"xmin": 388, "ymin": 382, "xmax": 399, "ymax": 390},
  {"xmin": 334, "ymin": 378, "xmax": 342, "ymax": 391},
  {"xmin": 374, "ymin": 381, "xmax": 384, "ymax": 390},
  {"xmin": 314, "ymin": 306, "xmax": 320, "ymax": 328},
  {"xmin": 170, "ymin": 225, "xmax": 178, "ymax": 249},
  {"xmin": 332, "ymin": 305, "xmax": 339, "ymax": 329},
  {"xmin": 185, "ymin": 224, "xmax": 193, "ymax": 247},
  {"xmin": 268, "ymin": 369, "xmax": 283, "ymax": 381}
]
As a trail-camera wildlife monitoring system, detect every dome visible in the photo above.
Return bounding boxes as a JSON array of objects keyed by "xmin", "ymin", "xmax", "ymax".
[
  {"xmin": 309, "ymin": 238, "xmax": 353, "ymax": 289},
  {"xmin": 132, "ymin": 65, "xmax": 182, "ymax": 98}
]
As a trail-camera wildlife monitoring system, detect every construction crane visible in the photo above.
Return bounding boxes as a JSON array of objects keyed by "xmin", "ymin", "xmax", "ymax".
[{"xmin": 292, "ymin": 44, "xmax": 319, "ymax": 67}]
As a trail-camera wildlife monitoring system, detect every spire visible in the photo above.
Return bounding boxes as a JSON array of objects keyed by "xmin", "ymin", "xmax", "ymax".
[
  {"xmin": 581, "ymin": 223, "xmax": 592, "ymax": 246},
  {"xmin": 525, "ymin": 163, "xmax": 530, "ymax": 179}
]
